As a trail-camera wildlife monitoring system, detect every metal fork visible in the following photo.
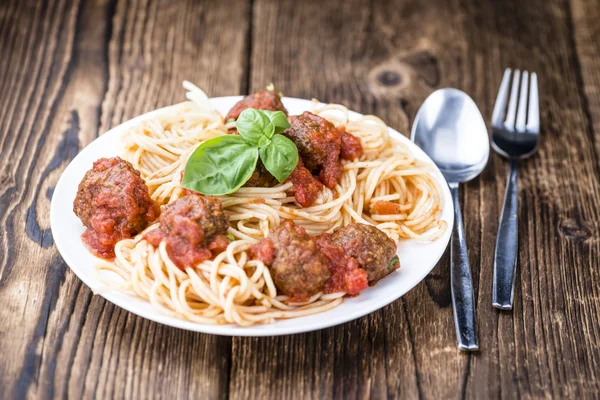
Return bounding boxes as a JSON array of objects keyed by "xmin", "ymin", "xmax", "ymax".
[{"xmin": 491, "ymin": 68, "xmax": 540, "ymax": 310}]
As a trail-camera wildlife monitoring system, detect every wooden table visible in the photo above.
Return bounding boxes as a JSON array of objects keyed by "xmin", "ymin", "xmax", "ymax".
[{"xmin": 1, "ymin": 0, "xmax": 599, "ymax": 398}]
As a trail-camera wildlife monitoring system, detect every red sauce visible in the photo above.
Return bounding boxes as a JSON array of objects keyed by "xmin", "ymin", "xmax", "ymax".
[
  {"xmin": 289, "ymin": 159, "xmax": 323, "ymax": 207},
  {"xmin": 285, "ymin": 114, "xmax": 363, "ymax": 206},
  {"xmin": 143, "ymin": 227, "xmax": 165, "ymax": 247},
  {"xmin": 81, "ymin": 229, "xmax": 118, "ymax": 260},
  {"xmin": 225, "ymin": 89, "xmax": 287, "ymax": 120},
  {"xmin": 340, "ymin": 131, "xmax": 363, "ymax": 160},
  {"xmin": 146, "ymin": 228, "xmax": 229, "ymax": 269},
  {"xmin": 208, "ymin": 234, "xmax": 229, "ymax": 254},
  {"xmin": 316, "ymin": 234, "xmax": 369, "ymax": 295},
  {"xmin": 73, "ymin": 157, "xmax": 159, "ymax": 260},
  {"xmin": 249, "ymin": 239, "xmax": 275, "ymax": 264},
  {"xmin": 249, "ymin": 223, "xmax": 379, "ymax": 298},
  {"xmin": 371, "ymin": 200, "xmax": 402, "ymax": 215},
  {"xmin": 284, "ymin": 112, "xmax": 342, "ymax": 189},
  {"xmin": 319, "ymin": 159, "xmax": 343, "ymax": 190},
  {"xmin": 144, "ymin": 195, "xmax": 229, "ymax": 269},
  {"xmin": 149, "ymin": 219, "xmax": 209, "ymax": 267},
  {"xmin": 312, "ymin": 116, "xmax": 343, "ymax": 189}
]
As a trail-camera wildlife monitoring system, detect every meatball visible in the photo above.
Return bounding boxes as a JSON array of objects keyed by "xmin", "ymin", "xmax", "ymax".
[
  {"xmin": 244, "ymin": 158, "xmax": 279, "ymax": 188},
  {"xmin": 225, "ymin": 89, "xmax": 287, "ymax": 121},
  {"xmin": 145, "ymin": 194, "xmax": 229, "ymax": 269},
  {"xmin": 73, "ymin": 157, "xmax": 159, "ymax": 260},
  {"xmin": 284, "ymin": 112, "xmax": 342, "ymax": 189},
  {"xmin": 326, "ymin": 223, "xmax": 399, "ymax": 283},
  {"xmin": 316, "ymin": 234, "xmax": 369, "ymax": 295},
  {"xmin": 161, "ymin": 194, "xmax": 228, "ymax": 238},
  {"xmin": 254, "ymin": 221, "xmax": 330, "ymax": 301}
]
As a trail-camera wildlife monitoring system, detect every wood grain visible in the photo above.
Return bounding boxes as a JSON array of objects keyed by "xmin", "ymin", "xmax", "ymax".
[
  {"xmin": 1, "ymin": 0, "xmax": 599, "ymax": 399},
  {"xmin": 236, "ymin": 0, "xmax": 600, "ymax": 398},
  {"xmin": 0, "ymin": 0, "xmax": 248, "ymax": 398}
]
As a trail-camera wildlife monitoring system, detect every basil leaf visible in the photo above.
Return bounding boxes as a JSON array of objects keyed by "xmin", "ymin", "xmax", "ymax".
[
  {"xmin": 258, "ymin": 135, "xmax": 272, "ymax": 149},
  {"xmin": 262, "ymin": 110, "xmax": 290, "ymax": 136},
  {"xmin": 235, "ymin": 109, "xmax": 270, "ymax": 145},
  {"xmin": 263, "ymin": 122, "xmax": 276, "ymax": 139},
  {"xmin": 387, "ymin": 255, "xmax": 399, "ymax": 270},
  {"xmin": 259, "ymin": 134, "xmax": 299, "ymax": 182},
  {"xmin": 182, "ymin": 135, "xmax": 259, "ymax": 195}
]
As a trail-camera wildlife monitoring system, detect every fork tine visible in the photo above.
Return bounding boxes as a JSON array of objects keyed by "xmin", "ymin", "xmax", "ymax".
[
  {"xmin": 504, "ymin": 69, "xmax": 520, "ymax": 129},
  {"xmin": 516, "ymin": 71, "xmax": 529, "ymax": 132},
  {"xmin": 527, "ymin": 72, "xmax": 539, "ymax": 132},
  {"xmin": 492, "ymin": 68, "xmax": 512, "ymax": 127}
]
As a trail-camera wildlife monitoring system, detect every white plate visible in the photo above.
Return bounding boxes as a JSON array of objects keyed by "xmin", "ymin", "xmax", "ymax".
[{"xmin": 51, "ymin": 96, "xmax": 453, "ymax": 336}]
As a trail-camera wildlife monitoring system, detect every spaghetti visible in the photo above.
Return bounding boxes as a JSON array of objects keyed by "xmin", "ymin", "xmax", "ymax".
[{"xmin": 96, "ymin": 82, "xmax": 447, "ymax": 326}]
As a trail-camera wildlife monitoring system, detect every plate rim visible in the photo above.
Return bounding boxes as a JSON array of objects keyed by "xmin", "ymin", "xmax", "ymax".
[{"xmin": 51, "ymin": 96, "xmax": 453, "ymax": 336}]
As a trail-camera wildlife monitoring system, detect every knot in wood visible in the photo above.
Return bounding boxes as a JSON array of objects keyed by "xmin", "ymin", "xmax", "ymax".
[
  {"xmin": 376, "ymin": 70, "xmax": 402, "ymax": 87},
  {"xmin": 398, "ymin": 50, "xmax": 439, "ymax": 87},
  {"xmin": 560, "ymin": 218, "xmax": 592, "ymax": 241},
  {"xmin": 368, "ymin": 62, "xmax": 410, "ymax": 94}
]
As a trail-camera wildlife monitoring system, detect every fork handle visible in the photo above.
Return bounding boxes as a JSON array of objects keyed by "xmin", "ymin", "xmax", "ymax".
[
  {"xmin": 493, "ymin": 159, "xmax": 519, "ymax": 310},
  {"xmin": 449, "ymin": 184, "xmax": 479, "ymax": 351}
]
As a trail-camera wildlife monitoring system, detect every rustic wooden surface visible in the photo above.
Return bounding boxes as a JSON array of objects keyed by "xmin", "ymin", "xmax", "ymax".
[{"xmin": 1, "ymin": 0, "xmax": 599, "ymax": 398}]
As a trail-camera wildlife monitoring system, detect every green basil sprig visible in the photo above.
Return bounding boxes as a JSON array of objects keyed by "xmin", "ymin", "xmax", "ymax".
[
  {"xmin": 387, "ymin": 255, "xmax": 399, "ymax": 270},
  {"xmin": 182, "ymin": 108, "xmax": 298, "ymax": 195}
]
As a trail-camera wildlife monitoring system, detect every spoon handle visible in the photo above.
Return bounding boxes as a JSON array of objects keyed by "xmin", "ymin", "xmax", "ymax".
[
  {"xmin": 492, "ymin": 159, "xmax": 519, "ymax": 309},
  {"xmin": 449, "ymin": 184, "xmax": 479, "ymax": 351}
]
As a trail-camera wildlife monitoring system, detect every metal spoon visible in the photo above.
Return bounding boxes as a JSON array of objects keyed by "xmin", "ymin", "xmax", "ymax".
[{"xmin": 411, "ymin": 88, "xmax": 489, "ymax": 351}]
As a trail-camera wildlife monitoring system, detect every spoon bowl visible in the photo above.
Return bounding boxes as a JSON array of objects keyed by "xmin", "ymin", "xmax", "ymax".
[
  {"xmin": 411, "ymin": 88, "xmax": 489, "ymax": 351},
  {"xmin": 412, "ymin": 88, "xmax": 489, "ymax": 183}
]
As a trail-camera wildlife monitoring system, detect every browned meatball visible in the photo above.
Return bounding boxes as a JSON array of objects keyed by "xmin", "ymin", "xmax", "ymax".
[
  {"xmin": 225, "ymin": 89, "xmax": 287, "ymax": 120},
  {"xmin": 244, "ymin": 158, "xmax": 278, "ymax": 188},
  {"xmin": 73, "ymin": 157, "xmax": 159, "ymax": 260},
  {"xmin": 162, "ymin": 195, "xmax": 228, "ymax": 239},
  {"xmin": 145, "ymin": 194, "xmax": 229, "ymax": 269},
  {"xmin": 284, "ymin": 112, "xmax": 342, "ymax": 189},
  {"xmin": 256, "ymin": 221, "xmax": 331, "ymax": 301},
  {"xmin": 326, "ymin": 223, "xmax": 399, "ymax": 283}
]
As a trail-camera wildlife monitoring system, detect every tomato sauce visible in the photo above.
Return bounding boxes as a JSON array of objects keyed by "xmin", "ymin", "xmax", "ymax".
[
  {"xmin": 317, "ymin": 234, "xmax": 369, "ymax": 295},
  {"xmin": 144, "ymin": 194, "xmax": 229, "ymax": 270},
  {"xmin": 249, "ymin": 239, "xmax": 275, "ymax": 264},
  {"xmin": 371, "ymin": 200, "xmax": 402, "ymax": 215},
  {"xmin": 340, "ymin": 131, "xmax": 363, "ymax": 160},
  {"xmin": 146, "ymin": 227, "xmax": 229, "ymax": 270},
  {"xmin": 285, "ymin": 113, "xmax": 363, "ymax": 207},
  {"xmin": 289, "ymin": 159, "xmax": 323, "ymax": 207}
]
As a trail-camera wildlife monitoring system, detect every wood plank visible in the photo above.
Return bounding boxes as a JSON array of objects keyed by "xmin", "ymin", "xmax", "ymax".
[
  {"xmin": 231, "ymin": 1, "xmax": 467, "ymax": 398},
  {"xmin": 1, "ymin": 0, "xmax": 600, "ymax": 398},
  {"xmin": 229, "ymin": 0, "xmax": 600, "ymax": 399},
  {"xmin": 461, "ymin": 0, "xmax": 600, "ymax": 398},
  {"xmin": 570, "ymin": 0, "xmax": 600, "ymax": 165},
  {"xmin": 0, "ymin": 0, "xmax": 250, "ymax": 398}
]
